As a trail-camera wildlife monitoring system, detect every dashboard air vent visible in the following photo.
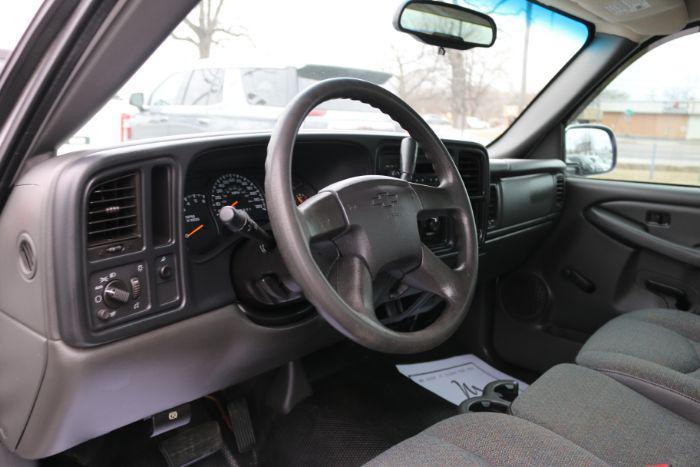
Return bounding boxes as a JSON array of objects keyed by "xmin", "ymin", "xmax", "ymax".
[
  {"xmin": 458, "ymin": 152, "xmax": 482, "ymax": 197},
  {"xmin": 487, "ymin": 184, "xmax": 499, "ymax": 229},
  {"xmin": 87, "ymin": 173, "xmax": 140, "ymax": 247},
  {"xmin": 554, "ymin": 173, "xmax": 565, "ymax": 209}
]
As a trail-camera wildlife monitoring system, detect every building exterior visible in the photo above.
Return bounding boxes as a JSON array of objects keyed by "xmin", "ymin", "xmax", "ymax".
[{"xmin": 581, "ymin": 100, "xmax": 700, "ymax": 140}]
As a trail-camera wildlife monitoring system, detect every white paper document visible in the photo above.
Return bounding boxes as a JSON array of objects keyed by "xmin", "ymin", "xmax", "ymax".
[{"xmin": 396, "ymin": 354, "xmax": 528, "ymax": 405}]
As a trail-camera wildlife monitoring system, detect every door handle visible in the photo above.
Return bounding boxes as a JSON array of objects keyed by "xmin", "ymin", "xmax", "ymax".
[
  {"xmin": 150, "ymin": 117, "xmax": 168, "ymax": 123},
  {"xmin": 197, "ymin": 118, "xmax": 210, "ymax": 126}
]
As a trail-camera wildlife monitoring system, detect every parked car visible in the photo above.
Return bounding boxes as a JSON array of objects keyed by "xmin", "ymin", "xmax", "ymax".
[{"xmin": 128, "ymin": 63, "xmax": 398, "ymax": 139}]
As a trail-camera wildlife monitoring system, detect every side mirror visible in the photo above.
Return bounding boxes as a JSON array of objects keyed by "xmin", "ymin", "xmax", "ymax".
[
  {"xmin": 565, "ymin": 124, "xmax": 617, "ymax": 176},
  {"xmin": 394, "ymin": 0, "xmax": 497, "ymax": 51},
  {"xmin": 129, "ymin": 92, "xmax": 145, "ymax": 111}
]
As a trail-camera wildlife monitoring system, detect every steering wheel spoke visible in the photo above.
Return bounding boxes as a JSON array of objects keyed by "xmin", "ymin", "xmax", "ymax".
[
  {"xmin": 402, "ymin": 245, "xmax": 467, "ymax": 304},
  {"xmin": 410, "ymin": 182, "xmax": 459, "ymax": 214},
  {"xmin": 297, "ymin": 191, "xmax": 348, "ymax": 242},
  {"xmin": 327, "ymin": 255, "xmax": 377, "ymax": 321}
]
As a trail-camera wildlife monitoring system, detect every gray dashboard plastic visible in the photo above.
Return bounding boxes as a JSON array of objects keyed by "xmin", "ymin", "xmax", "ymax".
[
  {"xmin": 19, "ymin": 306, "xmax": 339, "ymax": 459},
  {"xmin": 0, "ymin": 132, "xmax": 565, "ymax": 458},
  {"xmin": 500, "ymin": 174, "xmax": 557, "ymax": 228}
]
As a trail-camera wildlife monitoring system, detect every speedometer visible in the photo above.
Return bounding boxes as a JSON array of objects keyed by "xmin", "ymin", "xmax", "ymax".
[{"xmin": 210, "ymin": 173, "xmax": 267, "ymax": 220}]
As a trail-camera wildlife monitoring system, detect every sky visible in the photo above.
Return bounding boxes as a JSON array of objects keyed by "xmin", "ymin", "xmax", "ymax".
[
  {"xmin": 2, "ymin": 0, "xmax": 698, "ymax": 105},
  {"xmin": 0, "ymin": 0, "xmax": 43, "ymax": 51},
  {"xmin": 0, "ymin": 0, "xmax": 589, "ymax": 103},
  {"xmin": 608, "ymin": 31, "xmax": 700, "ymax": 101},
  {"xmin": 119, "ymin": 0, "xmax": 588, "ymax": 98}
]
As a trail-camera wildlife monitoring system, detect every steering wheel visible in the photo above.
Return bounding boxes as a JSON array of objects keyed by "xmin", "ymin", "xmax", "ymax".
[{"xmin": 265, "ymin": 78, "xmax": 478, "ymax": 354}]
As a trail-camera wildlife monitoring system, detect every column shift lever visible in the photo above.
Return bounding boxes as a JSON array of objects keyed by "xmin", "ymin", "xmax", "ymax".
[
  {"xmin": 219, "ymin": 205, "xmax": 274, "ymax": 251},
  {"xmin": 400, "ymin": 137, "xmax": 417, "ymax": 181}
]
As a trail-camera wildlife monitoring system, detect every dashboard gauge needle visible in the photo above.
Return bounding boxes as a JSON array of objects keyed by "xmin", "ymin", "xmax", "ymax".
[
  {"xmin": 185, "ymin": 224, "xmax": 204, "ymax": 238},
  {"xmin": 230, "ymin": 200, "xmax": 239, "ymax": 207}
]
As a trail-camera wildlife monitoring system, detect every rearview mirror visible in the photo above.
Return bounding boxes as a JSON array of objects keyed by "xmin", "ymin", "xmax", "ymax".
[
  {"xmin": 129, "ymin": 92, "xmax": 145, "ymax": 111},
  {"xmin": 565, "ymin": 124, "xmax": 617, "ymax": 176},
  {"xmin": 394, "ymin": 0, "xmax": 497, "ymax": 50}
]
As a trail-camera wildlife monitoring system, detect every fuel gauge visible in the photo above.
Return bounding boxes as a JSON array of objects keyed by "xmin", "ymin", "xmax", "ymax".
[{"xmin": 183, "ymin": 193, "xmax": 218, "ymax": 253}]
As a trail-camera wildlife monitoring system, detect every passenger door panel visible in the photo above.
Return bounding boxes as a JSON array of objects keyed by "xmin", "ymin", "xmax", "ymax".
[
  {"xmin": 494, "ymin": 177, "xmax": 700, "ymax": 372},
  {"xmin": 548, "ymin": 178, "xmax": 700, "ymax": 329}
]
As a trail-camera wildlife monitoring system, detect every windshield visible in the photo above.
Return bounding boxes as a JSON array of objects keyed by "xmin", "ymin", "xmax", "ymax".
[
  {"xmin": 62, "ymin": 0, "xmax": 588, "ymax": 152},
  {"xmin": 0, "ymin": 1, "xmax": 43, "ymax": 75}
]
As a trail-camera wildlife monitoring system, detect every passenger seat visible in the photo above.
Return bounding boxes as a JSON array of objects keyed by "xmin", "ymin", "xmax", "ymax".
[
  {"xmin": 575, "ymin": 309, "xmax": 700, "ymax": 423},
  {"xmin": 369, "ymin": 364, "xmax": 700, "ymax": 466},
  {"xmin": 511, "ymin": 364, "xmax": 700, "ymax": 466}
]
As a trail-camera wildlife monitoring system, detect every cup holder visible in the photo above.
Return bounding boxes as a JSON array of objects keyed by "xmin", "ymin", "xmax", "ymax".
[{"xmin": 458, "ymin": 380, "xmax": 520, "ymax": 414}]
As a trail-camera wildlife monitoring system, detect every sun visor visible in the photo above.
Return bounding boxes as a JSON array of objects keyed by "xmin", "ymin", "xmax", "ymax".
[{"xmin": 571, "ymin": 0, "xmax": 688, "ymax": 36}]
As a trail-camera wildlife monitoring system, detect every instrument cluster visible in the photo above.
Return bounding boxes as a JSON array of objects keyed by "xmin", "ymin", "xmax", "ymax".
[{"xmin": 183, "ymin": 172, "xmax": 315, "ymax": 254}]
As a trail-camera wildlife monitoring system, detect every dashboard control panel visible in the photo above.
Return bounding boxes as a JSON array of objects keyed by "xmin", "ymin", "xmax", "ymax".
[
  {"xmin": 75, "ymin": 162, "xmax": 183, "ymax": 343},
  {"xmin": 377, "ymin": 141, "xmax": 489, "ymax": 250},
  {"xmin": 60, "ymin": 135, "xmax": 488, "ymax": 346},
  {"xmin": 89, "ymin": 261, "xmax": 150, "ymax": 329}
]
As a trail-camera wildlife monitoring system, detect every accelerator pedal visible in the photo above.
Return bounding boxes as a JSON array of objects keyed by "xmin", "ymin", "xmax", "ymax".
[{"xmin": 227, "ymin": 398, "xmax": 256, "ymax": 453}]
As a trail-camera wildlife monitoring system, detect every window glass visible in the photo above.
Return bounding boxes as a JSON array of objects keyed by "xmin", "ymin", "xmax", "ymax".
[
  {"xmin": 150, "ymin": 71, "xmax": 189, "ymax": 106},
  {"xmin": 0, "ymin": 0, "xmax": 43, "ymax": 76},
  {"xmin": 240, "ymin": 68, "xmax": 290, "ymax": 107},
  {"xmin": 62, "ymin": 0, "xmax": 588, "ymax": 152},
  {"xmin": 183, "ymin": 68, "xmax": 224, "ymax": 105},
  {"xmin": 570, "ymin": 32, "xmax": 700, "ymax": 187}
]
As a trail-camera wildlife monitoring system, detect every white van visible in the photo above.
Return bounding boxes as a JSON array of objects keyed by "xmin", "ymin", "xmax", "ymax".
[{"xmin": 128, "ymin": 63, "xmax": 398, "ymax": 139}]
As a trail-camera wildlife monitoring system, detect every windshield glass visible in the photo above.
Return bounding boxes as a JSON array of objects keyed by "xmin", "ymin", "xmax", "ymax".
[
  {"xmin": 0, "ymin": 1, "xmax": 43, "ymax": 75},
  {"xmin": 61, "ymin": 0, "xmax": 588, "ymax": 153}
]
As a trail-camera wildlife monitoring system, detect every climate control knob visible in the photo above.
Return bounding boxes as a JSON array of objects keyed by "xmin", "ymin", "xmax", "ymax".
[{"xmin": 103, "ymin": 279, "xmax": 131, "ymax": 308}]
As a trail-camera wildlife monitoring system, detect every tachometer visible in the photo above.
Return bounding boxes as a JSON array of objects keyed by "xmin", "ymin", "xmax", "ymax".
[
  {"xmin": 183, "ymin": 193, "xmax": 218, "ymax": 253},
  {"xmin": 210, "ymin": 173, "xmax": 267, "ymax": 220}
]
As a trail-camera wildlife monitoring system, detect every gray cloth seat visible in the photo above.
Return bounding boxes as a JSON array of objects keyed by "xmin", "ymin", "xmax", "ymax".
[
  {"xmin": 512, "ymin": 364, "xmax": 700, "ymax": 467},
  {"xmin": 366, "ymin": 412, "xmax": 607, "ymax": 466},
  {"xmin": 576, "ymin": 309, "xmax": 700, "ymax": 423},
  {"xmin": 369, "ymin": 363, "xmax": 700, "ymax": 466}
]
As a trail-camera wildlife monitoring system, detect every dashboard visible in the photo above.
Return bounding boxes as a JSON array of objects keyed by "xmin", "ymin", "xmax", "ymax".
[
  {"xmin": 182, "ymin": 171, "xmax": 313, "ymax": 255},
  {"xmin": 0, "ymin": 131, "xmax": 565, "ymax": 459}
]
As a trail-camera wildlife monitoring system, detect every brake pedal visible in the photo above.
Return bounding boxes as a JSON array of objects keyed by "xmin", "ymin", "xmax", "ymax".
[
  {"xmin": 227, "ymin": 398, "xmax": 256, "ymax": 453},
  {"xmin": 159, "ymin": 421, "xmax": 231, "ymax": 467}
]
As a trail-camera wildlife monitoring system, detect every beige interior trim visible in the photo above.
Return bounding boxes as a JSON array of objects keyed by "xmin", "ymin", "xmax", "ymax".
[{"xmin": 542, "ymin": 0, "xmax": 698, "ymax": 42}]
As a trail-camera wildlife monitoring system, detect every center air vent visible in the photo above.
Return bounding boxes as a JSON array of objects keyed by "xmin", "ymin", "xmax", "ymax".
[
  {"xmin": 87, "ymin": 173, "xmax": 140, "ymax": 247},
  {"xmin": 457, "ymin": 151, "xmax": 482, "ymax": 197},
  {"xmin": 554, "ymin": 173, "xmax": 565, "ymax": 209}
]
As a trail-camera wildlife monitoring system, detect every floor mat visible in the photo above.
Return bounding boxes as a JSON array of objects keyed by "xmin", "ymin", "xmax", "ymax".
[
  {"xmin": 258, "ymin": 358, "xmax": 455, "ymax": 467},
  {"xmin": 396, "ymin": 354, "xmax": 528, "ymax": 405}
]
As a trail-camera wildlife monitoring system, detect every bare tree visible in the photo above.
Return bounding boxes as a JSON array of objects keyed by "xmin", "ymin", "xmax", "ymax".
[
  {"xmin": 171, "ymin": 0, "xmax": 247, "ymax": 58},
  {"xmin": 663, "ymin": 87, "xmax": 695, "ymax": 103},
  {"xmin": 446, "ymin": 49, "xmax": 505, "ymax": 128},
  {"xmin": 392, "ymin": 45, "xmax": 445, "ymax": 101}
]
